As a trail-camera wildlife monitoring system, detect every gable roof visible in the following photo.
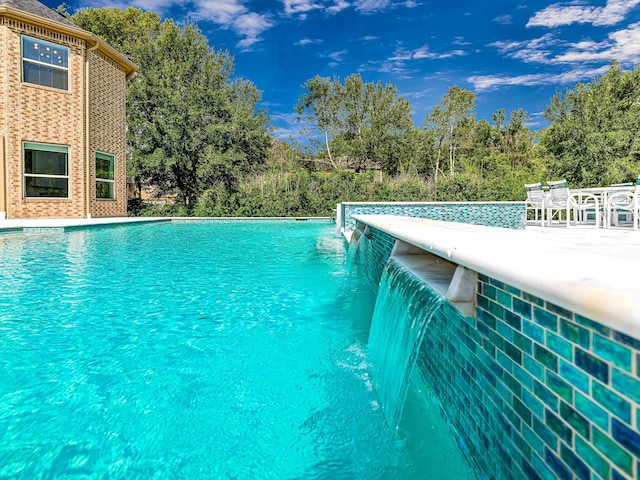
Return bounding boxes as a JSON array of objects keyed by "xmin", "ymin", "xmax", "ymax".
[
  {"xmin": 0, "ymin": 0, "xmax": 76, "ymax": 27},
  {"xmin": 0, "ymin": 0, "xmax": 137, "ymax": 78}
]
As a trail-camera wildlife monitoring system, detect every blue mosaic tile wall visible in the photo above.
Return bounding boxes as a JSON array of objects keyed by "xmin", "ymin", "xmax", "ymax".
[
  {"xmin": 340, "ymin": 202, "xmax": 526, "ymax": 232},
  {"xmin": 350, "ymin": 227, "xmax": 395, "ymax": 294},
  {"xmin": 357, "ymin": 226, "xmax": 640, "ymax": 480}
]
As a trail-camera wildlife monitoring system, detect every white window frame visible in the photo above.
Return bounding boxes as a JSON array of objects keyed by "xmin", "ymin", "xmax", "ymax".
[
  {"xmin": 23, "ymin": 142, "xmax": 69, "ymax": 199},
  {"xmin": 21, "ymin": 35, "xmax": 69, "ymax": 90},
  {"xmin": 95, "ymin": 152, "xmax": 115, "ymax": 200}
]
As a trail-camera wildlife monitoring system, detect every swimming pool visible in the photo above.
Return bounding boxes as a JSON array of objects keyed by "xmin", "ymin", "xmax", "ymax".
[{"xmin": 0, "ymin": 220, "xmax": 471, "ymax": 479}]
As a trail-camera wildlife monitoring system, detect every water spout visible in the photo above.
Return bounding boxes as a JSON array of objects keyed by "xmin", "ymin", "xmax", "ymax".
[
  {"xmin": 368, "ymin": 258, "xmax": 444, "ymax": 428},
  {"xmin": 346, "ymin": 228, "xmax": 362, "ymax": 272}
]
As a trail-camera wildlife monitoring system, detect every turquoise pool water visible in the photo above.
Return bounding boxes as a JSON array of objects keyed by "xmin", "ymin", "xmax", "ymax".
[{"xmin": 0, "ymin": 221, "xmax": 471, "ymax": 479}]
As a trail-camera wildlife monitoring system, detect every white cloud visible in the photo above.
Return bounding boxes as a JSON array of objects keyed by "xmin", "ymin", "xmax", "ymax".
[
  {"xmin": 488, "ymin": 33, "xmax": 560, "ymax": 63},
  {"xmin": 280, "ymin": 0, "xmax": 352, "ymax": 16},
  {"xmin": 326, "ymin": 49, "xmax": 348, "ymax": 67},
  {"xmin": 282, "ymin": 0, "xmax": 322, "ymax": 15},
  {"xmin": 390, "ymin": 45, "xmax": 468, "ymax": 61},
  {"xmin": 493, "ymin": 14, "xmax": 513, "ymax": 25},
  {"xmin": 359, "ymin": 57, "xmax": 416, "ymax": 76},
  {"xmin": 414, "ymin": 47, "xmax": 466, "ymax": 59},
  {"xmin": 297, "ymin": 38, "xmax": 324, "ymax": 45},
  {"xmin": 354, "ymin": 0, "xmax": 390, "ymax": 13},
  {"xmin": 553, "ymin": 21, "xmax": 640, "ymax": 63},
  {"xmin": 491, "ymin": 22, "xmax": 640, "ymax": 65},
  {"xmin": 94, "ymin": 0, "xmax": 273, "ymax": 48},
  {"xmin": 468, "ymin": 65, "xmax": 610, "ymax": 91},
  {"xmin": 90, "ymin": 0, "xmax": 178, "ymax": 11},
  {"xmin": 361, "ymin": 45, "xmax": 466, "ymax": 77},
  {"xmin": 527, "ymin": 0, "xmax": 640, "ymax": 28},
  {"xmin": 327, "ymin": 0, "xmax": 351, "ymax": 13},
  {"xmin": 282, "ymin": 0, "xmax": 415, "ymax": 17},
  {"xmin": 234, "ymin": 12, "xmax": 273, "ymax": 48},
  {"xmin": 408, "ymin": 87, "xmax": 435, "ymax": 99},
  {"xmin": 316, "ymin": 48, "xmax": 348, "ymax": 68},
  {"xmin": 453, "ymin": 36, "xmax": 471, "ymax": 46},
  {"xmin": 192, "ymin": 0, "xmax": 273, "ymax": 48},
  {"xmin": 192, "ymin": 0, "xmax": 245, "ymax": 23},
  {"xmin": 270, "ymin": 112, "xmax": 304, "ymax": 140},
  {"xmin": 129, "ymin": 0, "xmax": 172, "ymax": 10}
]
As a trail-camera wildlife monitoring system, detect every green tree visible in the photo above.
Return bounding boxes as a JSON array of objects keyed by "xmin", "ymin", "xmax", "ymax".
[
  {"xmin": 541, "ymin": 62, "xmax": 640, "ymax": 186},
  {"xmin": 425, "ymin": 85, "xmax": 476, "ymax": 180},
  {"xmin": 71, "ymin": 7, "xmax": 161, "ymax": 59},
  {"xmin": 338, "ymin": 75, "xmax": 414, "ymax": 174},
  {"xmin": 72, "ymin": 9, "xmax": 270, "ymax": 209},
  {"xmin": 295, "ymin": 76, "xmax": 339, "ymax": 166},
  {"xmin": 296, "ymin": 74, "xmax": 414, "ymax": 175},
  {"xmin": 126, "ymin": 21, "xmax": 269, "ymax": 207}
]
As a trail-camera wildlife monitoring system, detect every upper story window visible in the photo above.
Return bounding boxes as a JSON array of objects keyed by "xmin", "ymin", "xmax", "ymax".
[
  {"xmin": 22, "ymin": 36, "xmax": 69, "ymax": 90},
  {"xmin": 95, "ymin": 152, "xmax": 115, "ymax": 200},
  {"xmin": 23, "ymin": 142, "xmax": 69, "ymax": 198}
]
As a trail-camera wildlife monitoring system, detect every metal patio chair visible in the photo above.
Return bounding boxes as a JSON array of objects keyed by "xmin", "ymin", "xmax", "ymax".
[
  {"xmin": 546, "ymin": 180, "xmax": 600, "ymax": 228},
  {"xmin": 606, "ymin": 177, "xmax": 640, "ymax": 230},
  {"xmin": 524, "ymin": 183, "xmax": 546, "ymax": 225}
]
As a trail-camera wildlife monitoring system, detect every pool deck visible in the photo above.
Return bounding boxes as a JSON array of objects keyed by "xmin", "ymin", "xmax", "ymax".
[
  {"xmin": 0, "ymin": 216, "xmax": 169, "ymax": 231},
  {"xmin": 351, "ymin": 214, "xmax": 640, "ymax": 340}
]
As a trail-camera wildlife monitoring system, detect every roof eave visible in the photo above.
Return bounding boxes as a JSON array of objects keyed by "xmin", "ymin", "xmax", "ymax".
[{"xmin": 0, "ymin": 6, "xmax": 138, "ymax": 78}]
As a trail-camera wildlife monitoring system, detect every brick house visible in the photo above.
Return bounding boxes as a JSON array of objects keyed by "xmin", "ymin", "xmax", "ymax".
[{"xmin": 0, "ymin": 0, "xmax": 136, "ymax": 219}]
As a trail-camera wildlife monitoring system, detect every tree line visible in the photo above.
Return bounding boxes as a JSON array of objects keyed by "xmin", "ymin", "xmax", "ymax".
[{"xmin": 70, "ymin": 7, "xmax": 640, "ymax": 217}]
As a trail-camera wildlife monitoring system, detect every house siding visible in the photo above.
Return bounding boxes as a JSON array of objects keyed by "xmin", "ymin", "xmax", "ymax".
[
  {"xmin": 0, "ymin": 15, "xmax": 129, "ymax": 219},
  {"xmin": 89, "ymin": 50, "xmax": 127, "ymax": 217}
]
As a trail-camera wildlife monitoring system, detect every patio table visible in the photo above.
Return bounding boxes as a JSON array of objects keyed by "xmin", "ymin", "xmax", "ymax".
[{"xmin": 570, "ymin": 185, "xmax": 635, "ymax": 228}]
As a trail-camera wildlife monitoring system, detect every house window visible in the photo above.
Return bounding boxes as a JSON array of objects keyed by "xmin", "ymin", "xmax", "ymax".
[
  {"xmin": 96, "ymin": 152, "xmax": 115, "ymax": 200},
  {"xmin": 22, "ymin": 36, "xmax": 69, "ymax": 90},
  {"xmin": 23, "ymin": 143, "xmax": 69, "ymax": 198}
]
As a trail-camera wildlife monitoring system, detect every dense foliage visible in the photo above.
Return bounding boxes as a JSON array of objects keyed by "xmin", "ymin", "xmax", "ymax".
[
  {"xmin": 295, "ymin": 74, "xmax": 414, "ymax": 174},
  {"xmin": 71, "ymin": 8, "xmax": 640, "ymax": 217},
  {"xmin": 541, "ymin": 62, "xmax": 640, "ymax": 187},
  {"xmin": 72, "ymin": 8, "xmax": 270, "ymax": 208}
]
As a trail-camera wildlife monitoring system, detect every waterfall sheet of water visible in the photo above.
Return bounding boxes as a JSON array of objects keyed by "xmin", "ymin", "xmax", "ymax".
[
  {"xmin": 368, "ymin": 258, "xmax": 444, "ymax": 429},
  {"xmin": 345, "ymin": 228, "xmax": 362, "ymax": 272}
]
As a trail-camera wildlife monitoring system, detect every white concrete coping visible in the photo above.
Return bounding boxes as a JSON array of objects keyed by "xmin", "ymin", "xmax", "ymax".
[
  {"xmin": 0, "ymin": 216, "xmax": 332, "ymax": 232},
  {"xmin": 0, "ymin": 217, "xmax": 169, "ymax": 231},
  {"xmin": 352, "ymin": 214, "xmax": 640, "ymax": 340}
]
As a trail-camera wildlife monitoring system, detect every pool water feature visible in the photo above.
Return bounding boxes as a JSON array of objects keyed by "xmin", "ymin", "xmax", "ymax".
[
  {"xmin": 368, "ymin": 259, "xmax": 443, "ymax": 428},
  {"xmin": 0, "ymin": 221, "xmax": 472, "ymax": 479}
]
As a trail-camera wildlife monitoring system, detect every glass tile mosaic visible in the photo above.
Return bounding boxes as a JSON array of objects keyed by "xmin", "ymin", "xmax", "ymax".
[
  {"xmin": 350, "ymin": 224, "xmax": 640, "ymax": 480},
  {"xmin": 340, "ymin": 202, "xmax": 527, "ymax": 232}
]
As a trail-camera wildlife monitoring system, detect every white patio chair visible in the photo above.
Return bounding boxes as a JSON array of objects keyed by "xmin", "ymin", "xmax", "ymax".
[
  {"xmin": 546, "ymin": 180, "xmax": 600, "ymax": 228},
  {"xmin": 524, "ymin": 183, "xmax": 546, "ymax": 225},
  {"xmin": 606, "ymin": 177, "xmax": 640, "ymax": 230}
]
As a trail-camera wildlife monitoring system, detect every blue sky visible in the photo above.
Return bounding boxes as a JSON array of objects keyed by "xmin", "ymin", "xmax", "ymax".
[{"xmin": 49, "ymin": 0, "xmax": 640, "ymax": 142}]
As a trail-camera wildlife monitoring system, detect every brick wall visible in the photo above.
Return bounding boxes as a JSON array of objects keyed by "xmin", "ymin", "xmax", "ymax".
[
  {"xmin": 88, "ymin": 50, "xmax": 127, "ymax": 217},
  {"xmin": 0, "ymin": 19, "xmax": 128, "ymax": 219},
  {"xmin": 0, "ymin": 25, "xmax": 5, "ymax": 216},
  {"xmin": 1, "ymin": 21, "xmax": 86, "ymax": 219}
]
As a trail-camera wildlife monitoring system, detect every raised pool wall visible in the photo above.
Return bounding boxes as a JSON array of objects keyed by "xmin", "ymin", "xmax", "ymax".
[
  {"xmin": 352, "ymin": 223, "xmax": 640, "ymax": 480},
  {"xmin": 337, "ymin": 201, "xmax": 527, "ymax": 233}
]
